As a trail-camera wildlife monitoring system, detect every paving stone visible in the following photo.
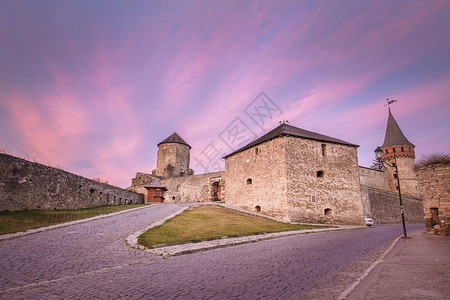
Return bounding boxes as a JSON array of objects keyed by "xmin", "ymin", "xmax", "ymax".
[{"xmin": 0, "ymin": 203, "xmax": 424, "ymax": 299}]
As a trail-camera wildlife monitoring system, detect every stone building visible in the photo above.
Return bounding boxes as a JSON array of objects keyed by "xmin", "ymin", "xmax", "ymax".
[
  {"xmin": 128, "ymin": 109, "xmax": 425, "ymax": 225},
  {"xmin": 418, "ymin": 163, "xmax": 450, "ymax": 236},
  {"xmin": 224, "ymin": 123, "xmax": 365, "ymax": 225}
]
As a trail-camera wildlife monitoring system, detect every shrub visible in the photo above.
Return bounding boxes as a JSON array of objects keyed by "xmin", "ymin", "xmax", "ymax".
[{"xmin": 416, "ymin": 152, "xmax": 450, "ymax": 168}]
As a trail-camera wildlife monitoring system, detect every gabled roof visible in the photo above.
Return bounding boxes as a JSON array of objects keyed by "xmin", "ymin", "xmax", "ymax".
[
  {"xmin": 381, "ymin": 109, "xmax": 414, "ymax": 148},
  {"xmin": 223, "ymin": 123, "xmax": 358, "ymax": 158},
  {"xmin": 144, "ymin": 178, "xmax": 167, "ymax": 189},
  {"xmin": 157, "ymin": 132, "xmax": 191, "ymax": 149}
]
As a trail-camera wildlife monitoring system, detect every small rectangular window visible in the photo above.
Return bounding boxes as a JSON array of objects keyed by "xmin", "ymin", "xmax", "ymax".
[
  {"xmin": 321, "ymin": 144, "xmax": 326, "ymax": 157},
  {"xmin": 311, "ymin": 196, "xmax": 316, "ymax": 203}
]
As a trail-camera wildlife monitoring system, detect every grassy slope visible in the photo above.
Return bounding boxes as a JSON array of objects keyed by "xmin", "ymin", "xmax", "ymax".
[
  {"xmin": 0, "ymin": 204, "xmax": 146, "ymax": 235},
  {"xmin": 138, "ymin": 205, "xmax": 326, "ymax": 248}
]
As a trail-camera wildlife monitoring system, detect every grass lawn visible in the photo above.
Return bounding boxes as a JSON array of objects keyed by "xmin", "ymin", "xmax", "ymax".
[
  {"xmin": 138, "ymin": 205, "xmax": 327, "ymax": 248},
  {"xmin": 0, "ymin": 204, "xmax": 147, "ymax": 235}
]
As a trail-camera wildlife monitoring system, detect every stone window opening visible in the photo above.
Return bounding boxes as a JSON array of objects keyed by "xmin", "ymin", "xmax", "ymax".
[
  {"xmin": 89, "ymin": 189, "xmax": 96, "ymax": 197},
  {"xmin": 317, "ymin": 170, "xmax": 325, "ymax": 178},
  {"xmin": 255, "ymin": 147, "xmax": 259, "ymax": 155},
  {"xmin": 311, "ymin": 196, "xmax": 316, "ymax": 203},
  {"xmin": 401, "ymin": 147, "xmax": 404, "ymax": 152},
  {"xmin": 393, "ymin": 148, "xmax": 396, "ymax": 153},
  {"xmin": 386, "ymin": 149, "xmax": 388, "ymax": 154},
  {"xmin": 321, "ymin": 144, "xmax": 326, "ymax": 157},
  {"xmin": 172, "ymin": 196, "xmax": 175, "ymax": 200},
  {"xmin": 246, "ymin": 178, "xmax": 252, "ymax": 185},
  {"xmin": 324, "ymin": 208, "xmax": 332, "ymax": 216},
  {"xmin": 255, "ymin": 205, "xmax": 261, "ymax": 212}
]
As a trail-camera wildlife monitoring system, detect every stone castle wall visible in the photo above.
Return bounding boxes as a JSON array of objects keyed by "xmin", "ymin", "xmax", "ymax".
[
  {"xmin": 0, "ymin": 153, "xmax": 144, "ymax": 211},
  {"xmin": 359, "ymin": 167, "xmax": 389, "ymax": 190},
  {"xmin": 225, "ymin": 137, "xmax": 288, "ymax": 220},
  {"xmin": 285, "ymin": 138, "xmax": 364, "ymax": 225},
  {"xmin": 361, "ymin": 185, "xmax": 423, "ymax": 224},
  {"xmin": 418, "ymin": 164, "xmax": 450, "ymax": 236},
  {"xmin": 161, "ymin": 171, "xmax": 224, "ymax": 203}
]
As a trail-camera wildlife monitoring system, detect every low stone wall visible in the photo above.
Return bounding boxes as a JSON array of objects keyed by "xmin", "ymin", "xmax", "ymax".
[
  {"xmin": 0, "ymin": 154, "xmax": 144, "ymax": 211},
  {"xmin": 361, "ymin": 185, "xmax": 423, "ymax": 224},
  {"xmin": 418, "ymin": 163, "xmax": 450, "ymax": 236},
  {"xmin": 359, "ymin": 166, "xmax": 389, "ymax": 190},
  {"xmin": 162, "ymin": 171, "xmax": 225, "ymax": 203}
]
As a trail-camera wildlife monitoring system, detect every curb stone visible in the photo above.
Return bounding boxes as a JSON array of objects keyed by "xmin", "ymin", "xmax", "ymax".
[
  {"xmin": 126, "ymin": 205, "xmax": 191, "ymax": 250},
  {"xmin": 0, "ymin": 204, "xmax": 158, "ymax": 241},
  {"xmin": 126, "ymin": 205, "xmax": 366, "ymax": 256},
  {"xmin": 337, "ymin": 235, "xmax": 402, "ymax": 299},
  {"xmin": 146, "ymin": 226, "xmax": 365, "ymax": 256}
]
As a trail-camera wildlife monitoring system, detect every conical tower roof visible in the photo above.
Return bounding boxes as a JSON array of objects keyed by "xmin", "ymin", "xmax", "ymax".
[
  {"xmin": 381, "ymin": 109, "xmax": 414, "ymax": 148},
  {"xmin": 157, "ymin": 132, "xmax": 191, "ymax": 149}
]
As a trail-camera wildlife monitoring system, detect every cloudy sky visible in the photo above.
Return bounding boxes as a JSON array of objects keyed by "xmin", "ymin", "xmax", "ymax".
[{"xmin": 1, "ymin": 0, "xmax": 449, "ymax": 188}]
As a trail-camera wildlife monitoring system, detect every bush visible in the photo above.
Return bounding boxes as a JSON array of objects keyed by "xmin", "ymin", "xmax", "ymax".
[{"xmin": 416, "ymin": 152, "xmax": 450, "ymax": 168}]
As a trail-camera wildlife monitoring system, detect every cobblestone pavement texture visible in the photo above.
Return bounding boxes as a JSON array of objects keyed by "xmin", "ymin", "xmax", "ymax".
[{"xmin": 0, "ymin": 204, "xmax": 424, "ymax": 299}]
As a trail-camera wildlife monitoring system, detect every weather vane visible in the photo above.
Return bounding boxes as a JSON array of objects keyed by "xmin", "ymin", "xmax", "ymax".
[{"xmin": 384, "ymin": 98, "xmax": 397, "ymax": 110}]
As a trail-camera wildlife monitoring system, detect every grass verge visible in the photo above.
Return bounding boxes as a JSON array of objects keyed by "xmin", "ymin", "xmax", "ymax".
[
  {"xmin": 138, "ymin": 205, "xmax": 328, "ymax": 248},
  {"xmin": 0, "ymin": 204, "xmax": 147, "ymax": 235}
]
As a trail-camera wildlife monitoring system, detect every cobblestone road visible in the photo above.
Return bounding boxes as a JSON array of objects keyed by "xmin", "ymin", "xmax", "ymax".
[{"xmin": 0, "ymin": 205, "xmax": 424, "ymax": 299}]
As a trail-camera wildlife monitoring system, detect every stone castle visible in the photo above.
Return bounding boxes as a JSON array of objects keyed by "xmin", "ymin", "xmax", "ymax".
[{"xmin": 128, "ymin": 109, "xmax": 424, "ymax": 225}]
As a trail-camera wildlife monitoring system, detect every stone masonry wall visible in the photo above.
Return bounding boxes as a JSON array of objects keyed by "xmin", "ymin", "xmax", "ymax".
[
  {"xmin": 127, "ymin": 172, "xmax": 157, "ymax": 202},
  {"xmin": 359, "ymin": 167, "xmax": 389, "ymax": 190},
  {"xmin": 153, "ymin": 143, "xmax": 192, "ymax": 177},
  {"xmin": 361, "ymin": 185, "xmax": 423, "ymax": 224},
  {"xmin": 418, "ymin": 164, "xmax": 450, "ymax": 236},
  {"xmin": 0, "ymin": 153, "xmax": 144, "ymax": 211},
  {"xmin": 225, "ymin": 137, "xmax": 288, "ymax": 220},
  {"xmin": 286, "ymin": 138, "xmax": 365, "ymax": 225},
  {"xmin": 161, "ymin": 171, "xmax": 224, "ymax": 203},
  {"xmin": 384, "ymin": 156, "xmax": 421, "ymax": 198}
]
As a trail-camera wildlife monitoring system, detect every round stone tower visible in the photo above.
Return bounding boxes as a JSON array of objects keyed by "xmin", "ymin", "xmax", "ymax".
[
  {"xmin": 380, "ymin": 109, "xmax": 420, "ymax": 198},
  {"xmin": 152, "ymin": 132, "xmax": 194, "ymax": 178}
]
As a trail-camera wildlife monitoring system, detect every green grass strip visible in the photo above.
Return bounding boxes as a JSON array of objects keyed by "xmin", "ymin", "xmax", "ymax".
[
  {"xmin": 0, "ymin": 204, "xmax": 147, "ymax": 235},
  {"xmin": 138, "ymin": 205, "xmax": 327, "ymax": 248}
]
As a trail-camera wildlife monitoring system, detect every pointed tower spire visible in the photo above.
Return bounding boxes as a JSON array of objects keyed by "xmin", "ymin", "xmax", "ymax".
[
  {"xmin": 381, "ymin": 109, "xmax": 414, "ymax": 148},
  {"xmin": 379, "ymin": 107, "xmax": 420, "ymax": 198}
]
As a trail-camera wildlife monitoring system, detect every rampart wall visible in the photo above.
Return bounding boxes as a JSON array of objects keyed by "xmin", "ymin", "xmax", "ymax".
[
  {"xmin": 0, "ymin": 153, "xmax": 144, "ymax": 211},
  {"xmin": 162, "ymin": 171, "xmax": 224, "ymax": 203},
  {"xmin": 359, "ymin": 166, "xmax": 389, "ymax": 190},
  {"xmin": 418, "ymin": 163, "xmax": 450, "ymax": 236},
  {"xmin": 361, "ymin": 185, "xmax": 423, "ymax": 224}
]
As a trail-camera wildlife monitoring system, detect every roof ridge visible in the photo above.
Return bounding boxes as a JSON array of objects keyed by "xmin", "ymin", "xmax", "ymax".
[{"xmin": 224, "ymin": 123, "xmax": 357, "ymax": 158}]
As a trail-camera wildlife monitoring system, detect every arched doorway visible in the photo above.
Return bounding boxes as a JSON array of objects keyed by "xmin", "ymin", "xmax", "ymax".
[{"xmin": 211, "ymin": 180, "xmax": 222, "ymax": 201}]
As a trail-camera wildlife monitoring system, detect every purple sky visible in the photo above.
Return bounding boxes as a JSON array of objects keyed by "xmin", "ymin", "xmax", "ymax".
[{"xmin": 1, "ymin": 0, "xmax": 449, "ymax": 188}]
